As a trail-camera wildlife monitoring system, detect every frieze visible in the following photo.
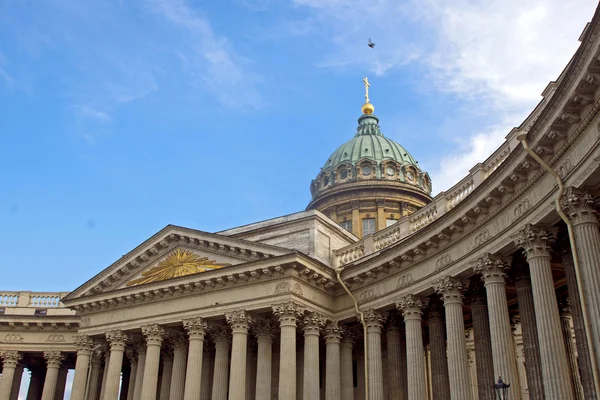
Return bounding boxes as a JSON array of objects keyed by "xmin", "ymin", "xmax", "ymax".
[
  {"xmin": 1, "ymin": 333, "xmax": 24, "ymax": 343},
  {"xmin": 557, "ymin": 158, "xmax": 573, "ymax": 178},
  {"xmin": 396, "ymin": 274, "xmax": 413, "ymax": 289},
  {"xmin": 274, "ymin": 282, "xmax": 303, "ymax": 296},
  {"xmin": 513, "ymin": 199, "xmax": 531, "ymax": 221},
  {"xmin": 473, "ymin": 229, "xmax": 491, "ymax": 247},
  {"xmin": 435, "ymin": 254, "xmax": 453, "ymax": 271},
  {"xmin": 358, "ymin": 288, "xmax": 380, "ymax": 305},
  {"xmin": 46, "ymin": 334, "xmax": 66, "ymax": 343}
]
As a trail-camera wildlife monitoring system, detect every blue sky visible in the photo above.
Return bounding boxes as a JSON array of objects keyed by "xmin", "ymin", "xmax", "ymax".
[{"xmin": 0, "ymin": 0, "xmax": 597, "ymax": 294}]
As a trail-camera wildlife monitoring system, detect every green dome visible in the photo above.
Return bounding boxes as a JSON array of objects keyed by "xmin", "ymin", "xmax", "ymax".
[{"xmin": 323, "ymin": 114, "xmax": 419, "ymax": 170}]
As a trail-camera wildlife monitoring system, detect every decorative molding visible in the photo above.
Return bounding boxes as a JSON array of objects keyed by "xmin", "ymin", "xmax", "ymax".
[{"xmin": 274, "ymin": 282, "xmax": 303, "ymax": 295}]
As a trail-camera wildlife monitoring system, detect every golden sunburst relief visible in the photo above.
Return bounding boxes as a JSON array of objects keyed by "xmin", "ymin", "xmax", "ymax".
[{"xmin": 126, "ymin": 249, "xmax": 229, "ymax": 287}]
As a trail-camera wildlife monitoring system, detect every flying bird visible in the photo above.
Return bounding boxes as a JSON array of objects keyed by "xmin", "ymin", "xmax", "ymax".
[{"xmin": 368, "ymin": 38, "xmax": 375, "ymax": 48}]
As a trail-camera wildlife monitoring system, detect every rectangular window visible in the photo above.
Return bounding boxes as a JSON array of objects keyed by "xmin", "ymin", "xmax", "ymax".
[
  {"xmin": 340, "ymin": 220, "xmax": 352, "ymax": 232},
  {"xmin": 362, "ymin": 218, "xmax": 376, "ymax": 236},
  {"xmin": 386, "ymin": 218, "xmax": 397, "ymax": 227}
]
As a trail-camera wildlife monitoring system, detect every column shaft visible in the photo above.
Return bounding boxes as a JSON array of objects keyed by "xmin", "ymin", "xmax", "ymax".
[
  {"xmin": 435, "ymin": 277, "xmax": 472, "ymax": 400},
  {"xmin": 9, "ymin": 364, "xmax": 23, "ymax": 400},
  {"xmin": 26, "ymin": 368, "xmax": 44, "ymax": 400},
  {"xmin": 255, "ymin": 334, "xmax": 273, "ymax": 400},
  {"xmin": 470, "ymin": 295, "xmax": 495, "ymax": 400},
  {"xmin": 140, "ymin": 325, "xmax": 165, "ymax": 400},
  {"xmin": 397, "ymin": 296, "xmax": 427, "ymax": 400},
  {"xmin": 563, "ymin": 251, "xmax": 597, "ymax": 399},
  {"xmin": 273, "ymin": 302, "xmax": 302, "ymax": 400},
  {"xmin": 427, "ymin": 306, "xmax": 451, "ymax": 400},
  {"xmin": 41, "ymin": 351, "xmax": 63, "ymax": 400},
  {"xmin": 0, "ymin": 351, "xmax": 20, "ymax": 400},
  {"xmin": 183, "ymin": 317, "xmax": 207, "ymax": 400},
  {"xmin": 159, "ymin": 356, "xmax": 174, "ymax": 400},
  {"xmin": 132, "ymin": 348, "xmax": 146, "ymax": 400},
  {"xmin": 71, "ymin": 336, "xmax": 95, "ymax": 400},
  {"xmin": 200, "ymin": 349, "xmax": 214, "ymax": 400},
  {"xmin": 125, "ymin": 357, "xmax": 138, "ymax": 400},
  {"xmin": 365, "ymin": 310, "xmax": 384, "ymax": 400},
  {"xmin": 211, "ymin": 334, "xmax": 230, "ymax": 400},
  {"xmin": 528, "ymin": 255, "xmax": 575, "ymax": 398},
  {"xmin": 561, "ymin": 307, "xmax": 584, "ymax": 400},
  {"xmin": 104, "ymin": 331, "xmax": 128, "ymax": 400},
  {"xmin": 515, "ymin": 276, "xmax": 545, "ymax": 399},
  {"xmin": 340, "ymin": 340, "xmax": 354, "ymax": 400},
  {"xmin": 169, "ymin": 341, "xmax": 187, "ymax": 400},
  {"xmin": 87, "ymin": 358, "xmax": 103, "ymax": 400},
  {"xmin": 325, "ymin": 323, "xmax": 342, "ymax": 400},
  {"xmin": 387, "ymin": 327, "xmax": 405, "ymax": 400},
  {"xmin": 303, "ymin": 332, "xmax": 320, "ymax": 400},
  {"xmin": 54, "ymin": 367, "xmax": 68, "ymax": 400}
]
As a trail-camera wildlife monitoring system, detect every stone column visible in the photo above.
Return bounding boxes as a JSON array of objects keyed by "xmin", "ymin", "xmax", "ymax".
[
  {"xmin": 562, "ymin": 247, "xmax": 597, "ymax": 399},
  {"xmin": 71, "ymin": 335, "xmax": 95, "ymax": 400},
  {"xmin": 182, "ymin": 317, "xmax": 207, "ymax": 400},
  {"xmin": 254, "ymin": 319, "xmax": 275, "ymax": 400},
  {"xmin": 514, "ymin": 224, "xmax": 574, "ymax": 399},
  {"xmin": 25, "ymin": 368, "xmax": 45, "ymax": 400},
  {"xmin": 0, "ymin": 351, "xmax": 21, "ymax": 400},
  {"xmin": 125, "ymin": 349, "xmax": 138, "ymax": 400},
  {"xmin": 245, "ymin": 342, "xmax": 257, "ymax": 400},
  {"xmin": 273, "ymin": 302, "xmax": 304, "ymax": 400},
  {"xmin": 139, "ymin": 324, "xmax": 165, "ymax": 400},
  {"xmin": 325, "ymin": 321, "xmax": 342, "ymax": 400},
  {"xmin": 364, "ymin": 309, "xmax": 385, "ymax": 400},
  {"xmin": 54, "ymin": 367, "xmax": 68, "ymax": 400},
  {"xmin": 469, "ymin": 285, "xmax": 495, "ymax": 400},
  {"xmin": 340, "ymin": 328, "xmax": 355, "ymax": 400},
  {"xmin": 40, "ymin": 351, "xmax": 64, "ymax": 400},
  {"xmin": 435, "ymin": 276, "xmax": 472, "ymax": 400},
  {"xmin": 169, "ymin": 333, "xmax": 188, "ymax": 400},
  {"xmin": 396, "ymin": 295, "xmax": 427, "ymax": 400},
  {"xmin": 562, "ymin": 187, "xmax": 600, "ymax": 373},
  {"xmin": 159, "ymin": 346, "xmax": 174, "ymax": 400},
  {"xmin": 9, "ymin": 363, "xmax": 23, "ymax": 400},
  {"xmin": 560, "ymin": 301, "xmax": 584, "ymax": 400},
  {"xmin": 87, "ymin": 350, "xmax": 104, "ymax": 400},
  {"xmin": 473, "ymin": 254, "xmax": 521, "ymax": 395},
  {"xmin": 104, "ymin": 330, "xmax": 128, "ymax": 400},
  {"xmin": 427, "ymin": 300, "xmax": 451, "ymax": 400},
  {"xmin": 514, "ymin": 269, "xmax": 545, "ymax": 399},
  {"xmin": 226, "ymin": 310, "xmax": 252, "ymax": 400},
  {"xmin": 303, "ymin": 312, "xmax": 324, "ymax": 400},
  {"xmin": 99, "ymin": 350, "xmax": 110, "ymax": 400},
  {"xmin": 132, "ymin": 344, "xmax": 146, "ymax": 400},
  {"xmin": 200, "ymin": 344, "xmax": 214, "ymax": 400},
  {"xmin": 386, "ymin": 312, "xmax": 406, "ymax": 400},
  {"xmin": 211, "ymin": 326, "xmax": 230, "ymax": 400}
]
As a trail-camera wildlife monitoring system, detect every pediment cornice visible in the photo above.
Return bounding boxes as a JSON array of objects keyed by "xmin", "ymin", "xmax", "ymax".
[
  {"xmin": 63, "ymin": 225, "xmax": 292, "ymax": 302},
  {"xmin": 64, "ymin": 252, "xmax": 338, "ymax": 316}
]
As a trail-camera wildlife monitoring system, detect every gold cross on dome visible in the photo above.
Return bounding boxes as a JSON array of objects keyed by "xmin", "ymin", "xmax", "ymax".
[{"xmin": 363, "ymin": 77, "xmax": 370, "ymax": 103}]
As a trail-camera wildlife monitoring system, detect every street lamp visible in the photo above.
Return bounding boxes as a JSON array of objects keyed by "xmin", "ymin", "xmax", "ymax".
[{"xmin": 493, "ymin": 376, "xmax": 510, "ymax": 400}]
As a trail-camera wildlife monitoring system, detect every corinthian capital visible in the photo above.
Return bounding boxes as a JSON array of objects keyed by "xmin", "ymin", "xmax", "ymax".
[
  {"xmin": 363, "ymin": 309, "xmax": 384, "ymax": 330},
  {"xmin": 324, "ymin": 321, "xmax": 342, "ymax": 343},
  {"xmin": 106, "ymin": 330, "xmax": 128, "ymax": 351},
  {"xmin": 472, "ymin": 253, "xmax": 509, "ymax": 285},
  {"xmin": 44, "ymin": 350, "xmax": 65, "ymax": 368},
  {"xmin": 142, "ymin": 324, "xmax": 165, "ymax": 346},
  {"xmin": 396, "ymin": 294, "xmax": 426, "ymax": 320},
  {"xmin": 183, "ymin": 317, "xmax": 208, "ymax": 340},
  {"xmin": 303, "ymin": 312, "xmax": 325, "ymax": 335},
  {"xmin": 0, "ymin": 350, "xmax": 22, "ymax": 367},
  {"xmin": 435, "ymin": 276, "xmax": 468, "ymax": 305},
  {"xmin": 225, "ymin": 310, "xmax": 253, "ymax": 333},
  {"xmin": 561, "ymin": 187, "xmax": 598, "ymax": 225},
  {"xmin": 513, "ymin": 224, "xmax": 556, "ymax": 259},
  {"xmin": 252, "ymin": 318, "xmax": 276, "ymax": 338},
  {"xmin": 272, "ymin": 301, "xmax": 305, "ymax": 326},
  {"xmin": 74, "ymin": 335, "xmax": 95, "ymax": 354}
]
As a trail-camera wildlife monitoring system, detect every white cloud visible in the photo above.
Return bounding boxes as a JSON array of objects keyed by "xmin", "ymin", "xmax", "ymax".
[
  {"xmin": 148, "ymin": 0, "xmax": 261, "ymax": 109},
  {"xmin": 290, "ymin": 0, "xmax": 597, "ymax": 191},
  {"xmin": 75, "ymin": 105, "xmax": 111, "ymax": 122}
]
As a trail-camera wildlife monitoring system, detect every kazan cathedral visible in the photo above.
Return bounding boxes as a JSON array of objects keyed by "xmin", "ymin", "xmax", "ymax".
[{"xmin": 4, "ymin": 9, "xmax": 600, "ymax": 400}]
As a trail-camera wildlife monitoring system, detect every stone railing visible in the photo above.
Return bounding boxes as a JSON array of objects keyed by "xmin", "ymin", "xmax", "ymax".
[
  {"xmin": 334, "ymin": 137, "xmax": 514, "ymax": 266},
  {"xmin": 0, "ymin": 291, "xmax": 69, "ymax": 308}
]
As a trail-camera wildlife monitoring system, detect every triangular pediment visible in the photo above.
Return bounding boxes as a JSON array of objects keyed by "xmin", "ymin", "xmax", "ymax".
[{"xmin": 63, "ymin": 225, "xmax": 292, "ymax": 302}]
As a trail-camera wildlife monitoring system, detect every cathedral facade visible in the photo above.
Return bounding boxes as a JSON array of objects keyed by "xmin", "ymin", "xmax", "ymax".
[{"xmin": 3, "ymin": 5, "xmax": 600, "ymax": 400}]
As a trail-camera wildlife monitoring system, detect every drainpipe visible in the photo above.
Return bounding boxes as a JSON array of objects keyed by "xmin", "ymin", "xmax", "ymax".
[
  {"xmin": 336, "ymin": 266, "xmax": 370, "ymax": 400},
  {"xmin": 517, "ymin": 133, "xmax": 600, "ymax": 394}
]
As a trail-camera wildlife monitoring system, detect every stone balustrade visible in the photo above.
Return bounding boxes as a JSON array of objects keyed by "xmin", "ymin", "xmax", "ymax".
[{"xmin": 0, "ymin": 291, "xmax": 70, "ymax": 308}]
